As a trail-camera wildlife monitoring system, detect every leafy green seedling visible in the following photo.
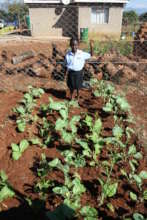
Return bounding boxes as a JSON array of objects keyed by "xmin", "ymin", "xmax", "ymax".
[
  {"xmin": 0, "ymin": 170, "xmax": 15, "ymax": 202},
  {"xmin": 80, "ymin": 206, "xmax": 98, "ymax": 219},
  {"xmin": 130, "ymin": 192, "xmax": 137, "ymax": 201},
  {"xmin": 11, "ymin": 139, "xmax": 29, "ymax": 160},
  {"xmin": 143, "ymin": 190, "xmax": 147, "ymax": 200},
  {"xmin": 133, "ymin": 213, "xmax": 145, "ymax": 220}
]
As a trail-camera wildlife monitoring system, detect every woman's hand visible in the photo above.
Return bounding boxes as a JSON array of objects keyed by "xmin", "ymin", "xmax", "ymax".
[
  {"xmin": 90, "ymin": 40, "xmax": 94, "ymax": 48},
  {"xmin": 89, "ymin": 40, "xmax": 94, "ymax": 56}
]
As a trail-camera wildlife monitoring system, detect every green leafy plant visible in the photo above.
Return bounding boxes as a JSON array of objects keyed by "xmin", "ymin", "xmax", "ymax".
[
  {"xmin": 53, "ymin": 175, "xmax": 86, "ymax": 211},
  {"xmin": 133, "ymin": 213, "xmax": 145, "ymax": 220},
  {"xmin": 11, "ymin": 139, "xmax": 29, "ymax": 160},
  {"xmin": 80, "ymin": 205, "xmax": 98, "ymax": 219},
  {"xmin": 0, "ymin": 170, "xmax": 15, "ymax": 202},
  {"xmin": 98, "ymin": 177, "xmax": 118, "ymax": 206}
]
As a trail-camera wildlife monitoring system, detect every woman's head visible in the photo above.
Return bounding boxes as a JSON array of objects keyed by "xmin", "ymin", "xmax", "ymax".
[{"xmin": 70, "ymin": 38, "xmax": 79, "ymax": 53}]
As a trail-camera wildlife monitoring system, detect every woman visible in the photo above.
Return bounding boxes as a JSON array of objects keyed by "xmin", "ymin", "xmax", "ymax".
[{"xmin": 65, "ymin": 38, "xmax": 94, "ymax": 100}]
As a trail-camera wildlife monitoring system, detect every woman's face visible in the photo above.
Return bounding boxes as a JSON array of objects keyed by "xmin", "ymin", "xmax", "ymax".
[{"xmin": 70, "ymin": 40, "xmax": 78, "ymax": 53}]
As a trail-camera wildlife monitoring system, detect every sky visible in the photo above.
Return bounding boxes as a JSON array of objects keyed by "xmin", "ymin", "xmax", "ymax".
[{"xmin": 126, "ymin": 0, "xmax": 147, "ymax": 9}]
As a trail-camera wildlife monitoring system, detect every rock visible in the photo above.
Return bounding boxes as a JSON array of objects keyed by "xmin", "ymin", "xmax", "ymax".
[{"xmin": 105, "ymin": 62, "xmax": 118, "ymax": 77}]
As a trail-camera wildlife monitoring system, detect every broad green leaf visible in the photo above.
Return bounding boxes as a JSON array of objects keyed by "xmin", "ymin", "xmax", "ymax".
[
  {"xmin": 107, "ymin": 203, "xmax": 115, "ymax": 213},
  {"xmin": 120, "ymin": 169, "xmax": 128, "ymax": 177},
  {"xmin": 15, "ymin": 106, "xmax": 25, "ymax": 114},
  {"xmin": 93, "ymin": 118, "xmax": 102, "ymax": 135},
  {"xmin": 103, "ymin": 102, "xmax": 113, "ymax": 112},
  {"xmin": 74, "ymin": 155, "xmax": 86, "ymax": 168},
  {"xmin": 69, "ymin": 99, "xmax": 79, "ymax": 108},
  {"xmin": 94, "ymin": 143, "xmax": 102, "ymax": 155},
  {"xmin": 11, "ymin": 143, "xmax": 19, "ymax": 152},
  {"xmin": 126, "ymin": 127, "xmax": 135, "ymax": 140},
  {"xmin": 129, "ymin": 161, "xmax": 136, "ymax": 173},
  {"xmin": 104, "ymin": 182, "xmax": 118, "ymax": 197},
  {"xmin": 83, "ymin": 149, "xmax": 91, "ymax": 157},
  {"xmin": 59, "ymin": 109, "xmax": 68, "ymax": 120},
  {"xmin": 76, "ymin": 139, "xmax": 89, "ymax": 150},
  {"xmin": 44, "ymin": 136, "xmax": 51, "ymax": 146},
  {"xmin": 130, "ymin": 192, "xmax": 137, "ymax": 201},
  {"xmin": 61, "ymin": 150, "xmax": 74, "ymax": 164},
  {"xmin": 64, "ymin": 197, "xmax": 81, "ymax": 210},
  {"xmin": 17, "ymin": 120, "xmax": 26, "ymax": 132},
  {"xmin": 55, "ymin": 118, "xmax": 68, "ymax": 131},
  {"xmin": 128, "ymin": 145, "xmax": 136, "ymax": 155},
  {"xmin": 20, "ymin": 139, "xmax": 29, "ymax": 153},
  {"xmin": 133, "ymin": 175, "xmax": 142, "ymax": 185},
  {"xmin": 84, "ymin": 115, "xmax": 93, "ymax": 128},
  {"xmin": 49, "ymin": 158, "xmax": 61, "ymax": 168},
  {"xmin": 139, "ymin": 171, "xmax": 147, "ymax": 179},
  {"xmin": 53, "ymin": 186, "xmax": 69, "ymax": 197},
  {"xmin": 116, "ymin": 96, "xmax": 130, "ymax": 112},
  {"xmin": 80, "ymin": 206, "xmax": 98, "ymax": 217},
  {"xmin": 24, "ymin": 93, "xmax": 33, "ymax": 103},
  {"xmin": 62, "ymin": 165, "xmax": 70, "ymax": 175},
  {"xmin": 70, "ymin": 123, "xmax": 77, "ymax": 134},
  {"xmin": 62, "ymin": 131, "xmax": 73, "ymax": 144},
  {"xmin": 70, "ymin": 115, "xmax": 80, "ymax": 124},
  {"xmin": 93, "ymin": 90, "xmax": 100, "ymax": 97},
  {"xmin": 133, "ymin": 152, "xmax": 143, "ymax": 160},
  {"xmin": 0, "ymin": 170, "xmax": 8, "ymax": 182},
  {"xmin": 107, "ymin": 84, "xmax": 115, "ymax": 93},
  {"xmin": 143, "ymin": 190, "xmax": 147, "ymax": 200},
  {"xmin": 12, "ymin": 151, "xmax": 21, "ymax": 160},
  {"xmin": 90, "ymin": 161, "xmax": 96, "ymax": 166},
  {"xmin": 49, "ymin": 98, "xmax": 66, "ymax": 110},
  {"xmin": 113, "ymin": 125, "xmax": 123, "ymax": 139},
  {"xmin": 69, "ymin": 116, "xmax": 80, "ymax": 133},
  {"xmin": 0, "ymin": 186, "xmax": 15, "ymax": 202},
  {"xmin": 31, "ymin": 88, "xmax": 44, "ymax": 98},
  {"xmin": 30, "ymin": 138, "xmax": 41, "ymax": 145},
  {"xmin": 133, "ymin": 213, "xmax": 145, "ymax": 220},
  {"xmin": 72, "ymin": 178, "xmax": 86, "ymax": 195}
]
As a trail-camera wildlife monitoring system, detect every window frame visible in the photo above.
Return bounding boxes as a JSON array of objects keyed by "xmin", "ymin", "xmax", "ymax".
[{"xmin": 91, "ymin": 6, "xmax": 109, "ymax": 24}]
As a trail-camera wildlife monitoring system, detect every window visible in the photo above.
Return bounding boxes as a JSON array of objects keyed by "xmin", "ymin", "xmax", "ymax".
[{"xmin": 91, "ymin": 7, "xmax": 109, "ymax": 24}]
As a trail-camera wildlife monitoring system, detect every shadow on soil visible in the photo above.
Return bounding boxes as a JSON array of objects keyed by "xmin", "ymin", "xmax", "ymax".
[
  {"xmin": 44, "ymin": 88, "xmax": 67, "ymax": 99},
  {"xmin": 0, "ymin": 201, "xmax": 77, "ymax": 220},
  {"xmin": 0, "ymin": 199, "xmax": 46, "ymax": 220}
]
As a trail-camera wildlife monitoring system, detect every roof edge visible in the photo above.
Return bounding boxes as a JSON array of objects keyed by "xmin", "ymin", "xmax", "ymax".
[{"xmin": 24, "ymin": 0, "xmax": 128, "ymax": 4}]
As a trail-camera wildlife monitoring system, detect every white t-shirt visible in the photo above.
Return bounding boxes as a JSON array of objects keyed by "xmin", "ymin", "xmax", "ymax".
[{"xmin": 65, "ymin": 49, "xmax": 91, "ymax": 71}]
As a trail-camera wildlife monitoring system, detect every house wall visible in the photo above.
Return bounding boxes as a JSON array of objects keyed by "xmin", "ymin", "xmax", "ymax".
[
  {"xmin": 28, "ymin": 3, "xmax": 123, "ymax": 39},
  {"xmin": 78, "ymin": 5, "xmax": 123, "ymax": 39}
]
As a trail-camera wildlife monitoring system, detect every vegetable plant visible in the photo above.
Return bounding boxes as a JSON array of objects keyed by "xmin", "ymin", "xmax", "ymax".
[
  {"xmin": 11, "ymin": 139, "xmax": 29, "ymax": 160},
  {"xmin": 0, "ymin": 170, "xmax": 15, "ymax": 202}
]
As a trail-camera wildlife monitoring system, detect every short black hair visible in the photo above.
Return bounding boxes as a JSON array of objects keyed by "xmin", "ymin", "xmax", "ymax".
[{"xmin": 70, "ymin": 38, "xmax": 79, "ymax": 45}]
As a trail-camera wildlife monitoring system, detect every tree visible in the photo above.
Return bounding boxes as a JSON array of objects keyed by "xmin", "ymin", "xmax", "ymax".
[
  {"xmin": 8, "ymin": 1, "xmax": 28, "ymax": 25},
  {"xmin": 123, "ymin": 10, "xmax": 139, "ymax": 25},
  {"xmin": 139, "ymin": 12, "xmax": 147, "ymax": 22},
  {"xmin": 0, "ymin": 9, "xmax": 8, "ymax": 21}
]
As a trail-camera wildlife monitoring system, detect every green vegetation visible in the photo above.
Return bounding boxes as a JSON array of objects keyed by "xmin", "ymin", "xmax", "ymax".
[
  {"xmin": 85, "ymin": 40, "xmax": 133, "ymax": 56},
  {"xmin": 0, "ymin": 170, "xmax": 15, "ymax": 202}
]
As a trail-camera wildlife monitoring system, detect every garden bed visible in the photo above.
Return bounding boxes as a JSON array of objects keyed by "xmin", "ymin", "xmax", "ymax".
[{"xmin": 0, "ymin": 80, "xmax": 146, "ymax": 220}]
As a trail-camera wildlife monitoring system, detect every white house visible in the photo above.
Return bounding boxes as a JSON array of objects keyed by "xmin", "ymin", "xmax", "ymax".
[{"xmin": 24, "ymin": 0, "xmax": 128, "ymax": 39}]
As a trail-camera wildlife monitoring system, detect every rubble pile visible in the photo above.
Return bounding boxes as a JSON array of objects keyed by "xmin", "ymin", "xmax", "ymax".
[
  {"xmin": 134, "ymin": 22, "xmax": 147, "ymax": 59},
  {"xmin": 0, "ymin": 43, "xmax": 146, "ymax": 85}
]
